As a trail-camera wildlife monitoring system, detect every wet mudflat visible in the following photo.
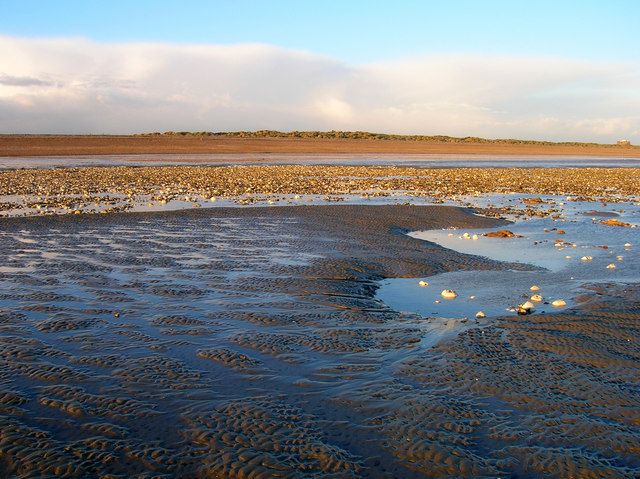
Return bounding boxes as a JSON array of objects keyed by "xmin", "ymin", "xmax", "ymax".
[{"xmin": 0, "ymin": 205, "xmax": 639, "ymax": 478}]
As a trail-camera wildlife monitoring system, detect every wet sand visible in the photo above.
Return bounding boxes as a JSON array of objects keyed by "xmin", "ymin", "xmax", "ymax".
[
  {"xmin": 2, "ymin": 134, "xmax": 639, "ymax": 157},
  {"xmin": 0, "ymin": 204, "xmax": 638, "ymax": 478}
]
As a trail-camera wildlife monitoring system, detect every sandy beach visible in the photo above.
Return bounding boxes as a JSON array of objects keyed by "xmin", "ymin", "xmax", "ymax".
[
  {"xmin": 0, "ymin": 202, "xmax": 638, "ymax": 477},
  {"xmin": 4, "ymin": 1, "xmax": 639, "ymax": 476},
  {"xmin": 1, "ymin": 134, "xmax": 639, "ymax": 158}
]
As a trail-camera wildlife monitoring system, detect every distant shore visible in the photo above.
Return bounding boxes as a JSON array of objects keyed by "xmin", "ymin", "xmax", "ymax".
[{"xmin": 1, "ymin": 134, "xmax": 639, "ymax": 157}]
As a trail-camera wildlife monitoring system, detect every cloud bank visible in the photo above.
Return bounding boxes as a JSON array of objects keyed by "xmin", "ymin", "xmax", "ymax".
[{"xmin": 1, "ymin": 35, "xmax": 639, "ymax": 142}]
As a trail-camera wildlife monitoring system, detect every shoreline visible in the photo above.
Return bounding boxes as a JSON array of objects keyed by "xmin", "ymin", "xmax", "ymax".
[
  {"xmin": 1, "ymin": 135, "xmax": 639, "ymax": 157},
  {"xmin": 2, "ymin": 164, "xmax": 638, "ymax": 218}
]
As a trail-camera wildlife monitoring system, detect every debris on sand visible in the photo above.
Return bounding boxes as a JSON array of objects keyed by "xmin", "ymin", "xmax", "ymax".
[
  {"xmin": 440, "ymin": 289, "xmax": 458, "ymax": 299},
  {"xmin": 483, "ymin": 230, "xmax": 522, "ymax": 238},
  {"xmin": 516, "ymin": 301, "xmax": 535, "ymax": 315},
  {"xmin": 600, "ymin": 219, "xmax": 632, "ymax": 227},
  {"xmin": 475, "ymin": 311, "xmax": 486, "ymax": 319},
  {"xmin": 580, "ymin": 256, "xmax": 593, "ymax": 261},
  {"xmin": 606, "ymin": 263, "xmax": 616, "ymax": 269},
  {"xmin": 554, "ymin": 239, "xmax": 575, "ymax": 248}
]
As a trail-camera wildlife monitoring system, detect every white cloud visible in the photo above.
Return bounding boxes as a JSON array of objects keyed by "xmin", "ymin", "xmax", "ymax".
[{"xmin": 0, "ymin": 35, "xmax": 639, "ymax": 142}]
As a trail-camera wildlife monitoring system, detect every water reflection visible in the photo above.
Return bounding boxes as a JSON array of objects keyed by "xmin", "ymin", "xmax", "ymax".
[{"xmin": 377, "ymin": 195, "xmax": 639, "ymax": 319}]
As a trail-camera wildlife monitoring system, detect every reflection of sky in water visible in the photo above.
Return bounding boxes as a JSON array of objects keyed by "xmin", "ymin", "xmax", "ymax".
[
  {"xmin": 377, "ymin": 195, "xmax": 639, "ymax": 319},
  {"xmin": 2, "ymin": 153, "xmax": 640, "ymax": 170}
]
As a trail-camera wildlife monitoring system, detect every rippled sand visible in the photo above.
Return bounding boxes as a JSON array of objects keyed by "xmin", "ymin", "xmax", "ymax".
[{"xmin": 0, "ymin": 205, "xmax": 638, "ymax": 478}]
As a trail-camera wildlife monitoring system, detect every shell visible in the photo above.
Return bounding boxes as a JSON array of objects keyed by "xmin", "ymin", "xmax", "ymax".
[
  {"xmin": 440, "ymin": 289, "xmax": 458, "ymax": 299},
  {"xmin": 530, "ymin": 294, "xmax": 543, "ymax": 302},
  {"xmin": 418, "ymin": 280, "xmax": 429, "ymax": 287},
  {"xmin": 475, "ymin": 311, "xmax": 486, "ymax": 319},
  {"xmin": 551, "ymin": 299, "xmax": 567, "ymax": 307},
  {"xmin": 516, "ymin": 301, "xmax": 535, "ymax": 315}
]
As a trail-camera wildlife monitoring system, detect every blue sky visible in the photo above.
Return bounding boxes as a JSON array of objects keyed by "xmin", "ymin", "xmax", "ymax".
[
  {"xmin": 1, "ymin": 1, "xmax": 639, "ymax": 140},
  {"xmin": 2, "ymin": 0, "xmax": 638, "ymax": 63}
]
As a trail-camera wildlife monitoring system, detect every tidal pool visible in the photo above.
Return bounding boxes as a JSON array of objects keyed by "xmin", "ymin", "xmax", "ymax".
[{"xmin": 377, "ymin": 195, "xmax": 639, "ymax": 320}]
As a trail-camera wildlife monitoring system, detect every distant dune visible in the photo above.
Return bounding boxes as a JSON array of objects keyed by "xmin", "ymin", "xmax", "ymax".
[{"xmin": 0, "ymin": 132, "xmax": 638, "ymax": 157}]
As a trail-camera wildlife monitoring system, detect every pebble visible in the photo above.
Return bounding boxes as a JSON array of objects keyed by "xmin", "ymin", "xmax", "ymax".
[
  {"xmin": 516, "ymin": 301, "xmax": 535, "ymax": 315},
  {"xmin": 440, "ymin": 289, "xmax": 458, "ymax": 299}
]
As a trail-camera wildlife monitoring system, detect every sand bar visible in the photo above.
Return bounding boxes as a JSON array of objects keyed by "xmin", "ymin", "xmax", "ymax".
[{"xmin": 2, "ymin": 134, "xmax": 640, "ymax": 157}]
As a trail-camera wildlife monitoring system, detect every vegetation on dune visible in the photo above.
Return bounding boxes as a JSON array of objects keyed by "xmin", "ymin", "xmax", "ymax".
[{"xmin": 134, "ymin": 130, "xmax": 633, "ymax": 147}]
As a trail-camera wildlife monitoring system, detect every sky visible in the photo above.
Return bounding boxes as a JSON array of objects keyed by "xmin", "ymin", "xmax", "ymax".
[{"xmin": 0, "ymin": 0, "xmax": 639, "ymax": 141}]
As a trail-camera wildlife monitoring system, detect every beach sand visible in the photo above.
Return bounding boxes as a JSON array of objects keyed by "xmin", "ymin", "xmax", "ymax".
[
  {"xmin": 1, "ymin": 134, "xmax": 640, "ymax": 157},
  {"xmin": 0, "ymin": 204, "xmax": 638, "ymax": 477}
]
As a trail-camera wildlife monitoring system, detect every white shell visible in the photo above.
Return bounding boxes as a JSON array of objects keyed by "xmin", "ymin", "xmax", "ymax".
[
  {"xmin": 530, "ymin": 285, "xmax": 540, "ymax": 291},
  {"xmin": 580, "ymin": 256, "xmax": 593, "ymax": 261},
  {"xmin": 552, "ymin": 299, "xmax": 567, "ymax": 307},
  {"xmin": 606, "ymin": 263, "xmax": 616, "ymax": 269},
  {"xmin": 475, "ymin": 311, "xmax": 486, "ymax": 319},
  {"xmin": 418, "ymin": 280, "xmax": 429, "ymax": 287},
  {"xmin": 520, "ymin": 301, "xmax": 535, "ymax": 311},
  {"xmin": 440, "ymin": 289, "xmax": 458, "ymax": 299},
  {"xmin": 530, "ymin": 294, "xmax": 543, "ymax": 302}
]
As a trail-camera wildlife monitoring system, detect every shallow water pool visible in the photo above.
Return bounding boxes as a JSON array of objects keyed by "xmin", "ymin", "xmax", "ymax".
[{"xmin": 377, "ymin": 195, "xmax": 639, "ymax": 319}]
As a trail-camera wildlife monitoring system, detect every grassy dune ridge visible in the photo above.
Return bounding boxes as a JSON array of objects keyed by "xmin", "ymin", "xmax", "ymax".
[{"xmin": 136, "ymin": 130, "xmax": 633, "ymax": 147}]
